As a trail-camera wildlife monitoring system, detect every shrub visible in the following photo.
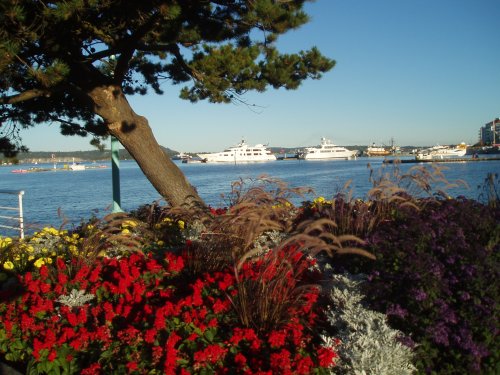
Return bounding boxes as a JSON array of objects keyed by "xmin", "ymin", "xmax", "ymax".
[
  {"xmin": 358, "ymin": 198, "xmax": 500, "ymax": 374},
  {"xmin": 323, "ymin": 272, "xmax": 416, "ymax": 375}
]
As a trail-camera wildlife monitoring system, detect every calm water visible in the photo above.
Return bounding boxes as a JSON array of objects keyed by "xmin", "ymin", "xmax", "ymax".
[{"xmin": 0, "ymin": 156, "xmax": 499, "ymax": 234}]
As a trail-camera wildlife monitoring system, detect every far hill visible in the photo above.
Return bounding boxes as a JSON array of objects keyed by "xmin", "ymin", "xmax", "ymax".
[{"xmin": 7, "ymin": 147, "xmax": 179, "ymax": 163}]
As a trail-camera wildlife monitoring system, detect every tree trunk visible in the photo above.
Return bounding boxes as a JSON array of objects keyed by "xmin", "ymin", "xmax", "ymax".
[{"xmin": 88, "ymin": 85, "xmax": 204, "ymax": 208}]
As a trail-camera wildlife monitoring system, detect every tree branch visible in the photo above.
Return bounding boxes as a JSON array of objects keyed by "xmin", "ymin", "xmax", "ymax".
[{"xmin": 0, "ymin": 89, "xmax": 52, "ymax": 105}]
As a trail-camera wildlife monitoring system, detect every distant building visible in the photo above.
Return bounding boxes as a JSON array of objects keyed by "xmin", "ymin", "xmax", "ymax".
[{"xmin": 479, "ymin": 118, "xmax": 500, "ymax": 146}]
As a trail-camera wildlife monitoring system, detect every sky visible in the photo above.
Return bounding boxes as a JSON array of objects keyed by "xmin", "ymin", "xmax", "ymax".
[{"xmin": 19, "ymin": 0, "xmax": 500, "ymax": 152}]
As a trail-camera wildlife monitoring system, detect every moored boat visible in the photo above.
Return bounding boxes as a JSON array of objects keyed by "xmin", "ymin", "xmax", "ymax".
[
  {"xmin": 68, "ymin": 157, "xmax": 85, "ymax": 171},
  {"xmin": 415, "ymin": 143, "xmax": 467, "ymax": 161},
  {"xmin": 197, "ymin": 139, "xmax": 276, "ymax": 163},
  {"xmin": 298, "ymin": 138, "xmax": 358, "ymax": 160},
  {"xmin": 365, "ymin": 143, "xmax": 391, "ymax": 156}
]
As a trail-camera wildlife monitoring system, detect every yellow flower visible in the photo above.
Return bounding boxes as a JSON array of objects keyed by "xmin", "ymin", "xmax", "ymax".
[
  {"xmin": 154, "ymin": 223, "xmax": 161, "ymax": 229},
  {"xmin": 34, "ymin": 258, "xmax": 45, "ymax": 268},
  {"xmin": 162, "ymin": 217, "xmax": 173, "ymax": 223},
  {"xmin": 314, "ymin": 196, "xmax": 326, "ymax": 204},
  {"xmin": 122, "ymin": 220, "xmax": 137, "ymax": 228},
  {"xmin": 2, "ymin": 261, "xmax": 14, "ymax": 270},
  {"xmin": 157, "ymin": 240, "xmax": 165, "ymax": 246},
  {"xmin": 177, "ymin": 220, "xmax": 185, "ymax": 230},
  {"xmin": 28, "ymin": 255, "xmax": 35, "ymax": 261},
  {"xmin": 0, "ymin": 237, "xmax": 12, "ymax": 248},
  {"xmin": 121, "ymin": 228, "xmax": 131, "ymax": 235}
]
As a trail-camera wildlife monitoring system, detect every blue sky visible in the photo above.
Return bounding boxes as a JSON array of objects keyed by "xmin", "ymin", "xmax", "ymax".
[{"xmin": 21, "ymin": 0, "xmax": 500, "ymax": 152}]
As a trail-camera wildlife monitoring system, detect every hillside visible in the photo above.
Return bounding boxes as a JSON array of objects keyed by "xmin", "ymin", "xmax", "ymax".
[{"xmin": 4, "ymin": 147, "xmax": 179, "ymax": 163}]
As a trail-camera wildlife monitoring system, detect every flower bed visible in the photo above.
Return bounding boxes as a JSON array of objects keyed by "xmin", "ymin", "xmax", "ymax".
[
  {"xmin": 1, "ymin": 171, "xmax": 498, "ymax": 374},
  {"xmin": 0, "ymin": 227, "xmax": 337, "ymax": 374}
]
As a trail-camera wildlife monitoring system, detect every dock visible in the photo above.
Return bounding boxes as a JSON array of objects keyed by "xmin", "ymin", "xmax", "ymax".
[{"xmin": 384, "ymin": 157, "xmax": 500, "ymax": 164}]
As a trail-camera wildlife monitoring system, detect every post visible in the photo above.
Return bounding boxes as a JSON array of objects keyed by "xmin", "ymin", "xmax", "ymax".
[
  {"xmin": 111, "ymin": 136, "xmax": 123, "ymax": 213},
  {"xmin": 18, "ymin": 191, "xmax": 24, "ymax": 239}
]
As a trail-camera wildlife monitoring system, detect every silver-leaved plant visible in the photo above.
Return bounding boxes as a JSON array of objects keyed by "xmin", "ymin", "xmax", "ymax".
[
  {"xmin": 57, "ymin": 289, "xmax": 95, "ymax": 307},
  {"xmin": 323, "ymin": 272, "xmax": 417, "ymax": 375}
]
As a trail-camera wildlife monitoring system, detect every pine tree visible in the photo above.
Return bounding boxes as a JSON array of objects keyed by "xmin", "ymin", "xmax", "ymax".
[{"xmin": 0, "ymin": 0, "xmax": 334, "ymax": 207}]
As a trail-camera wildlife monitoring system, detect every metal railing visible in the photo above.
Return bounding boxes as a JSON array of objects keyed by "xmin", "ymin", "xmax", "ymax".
[{"xmin": 0, "ymin": 190, "xmax": 25, "ymax": 239}]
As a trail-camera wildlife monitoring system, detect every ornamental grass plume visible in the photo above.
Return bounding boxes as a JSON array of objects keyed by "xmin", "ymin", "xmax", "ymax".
[
  {"xmin": 297, "ymin": 163, "xmax": 469, "ymax": 240},
  {"xmin": 478, "ymin": 172, "xmax": 500, "ymax": 208}
]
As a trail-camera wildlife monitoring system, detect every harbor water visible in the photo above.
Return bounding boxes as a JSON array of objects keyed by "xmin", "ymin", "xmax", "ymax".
[{"xmin": 0, "ymin": 156, "xmax": 499, "ymax": 235}]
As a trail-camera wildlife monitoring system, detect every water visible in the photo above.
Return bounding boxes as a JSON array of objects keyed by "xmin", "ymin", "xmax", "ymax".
[{"xmin": 0, "ymin": 156, "xmax": 498, "ymax": 234}]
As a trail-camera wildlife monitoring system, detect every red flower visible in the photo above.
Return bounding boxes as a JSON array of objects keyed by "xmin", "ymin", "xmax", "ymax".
[
  {"xmin": 194, "ymin": 344, "xmax": 227, "ymax": 365},
  {"xmin": 268, "ymin": 330, "xmax": 287, "ymax": 348},
  {"xmin": 66, "ymin": 312, "xmax": 78, "ymax": 327},
  {"xmin": 144, "ymin": 329, "xmax": 157, "ymax": 344},
  {"xmin": 294, "ymin": 354, "xmax": 314, "ymax": 375},
  {"xmin": 217, "ymin": 272, "xmax": 235, "ymax": 291},
  {"xmin": 317, "ymin": 346, "xmax": 337, "ymax": 367},
  {"xmin": 81, "ymin": 363, "xmax": 101, "ymax": 375},
  {"xmin": 270, "ymin": 349, "xmax": 292, "ymax": 374},
  {"xmin": 234, "ymin": 353, "xmax": 247, "ymax": 368},
  {"xmin": 48, "ymin": 350, "xmax": 57, "ymax": 362},
  {"xmin": 164, "ymin": 331, "xmax": 181, "ymax": 373},
  {"xmin": 126, "ymin": 361, "xmax": 138, "ymax": 371}
]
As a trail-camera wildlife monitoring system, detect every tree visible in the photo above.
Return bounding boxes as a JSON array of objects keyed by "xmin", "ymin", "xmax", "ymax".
[{"xmin": 0, "ymin": 0, "xmax": 334, "ymax": 207}]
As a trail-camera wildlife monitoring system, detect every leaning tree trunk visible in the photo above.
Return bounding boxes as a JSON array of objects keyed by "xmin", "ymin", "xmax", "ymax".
[{"xmin": 88, "ymin": 84, "xmax": 204, "ymax": 208}]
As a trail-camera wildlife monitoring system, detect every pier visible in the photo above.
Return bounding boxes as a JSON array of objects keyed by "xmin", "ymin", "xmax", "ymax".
[{"xmin": 384, "ymin": 157, "xmax": 500, "ymax": 164}]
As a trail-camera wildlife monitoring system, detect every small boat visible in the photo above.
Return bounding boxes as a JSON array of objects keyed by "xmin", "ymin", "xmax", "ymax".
[
  {"xmin": 181, "ymin": 155, "xmax": 206, "ymax": 164},
  {"xmin": 197, "ymin": 139, "xmax": 276, "ymax": 163},
  {"xmin": 415, "ymin": 143, "xmax": 467, "ymax": 161},
  {"xmin": 298, "ymin": 137, "xmax": 358, "ymax": 160},
  {"xmin": 365, "ymin": 143, "xmax": 391, "ymax": 156},
  {"xmin": 11, "ymin": 169, "xmax": 28, "ymax": 174},
  {"xmin": 70, "ymin": 158, "xmax": 86, "ymax": 171}
]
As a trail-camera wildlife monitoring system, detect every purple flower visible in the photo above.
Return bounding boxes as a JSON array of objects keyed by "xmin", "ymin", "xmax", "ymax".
[
  {"xmin": 412, "ymin": 288, "xmax": 428, "ymax": 302},
  {"xmin": 386, "ymin": 303, "xmax": 408, "ymax": 319},
  {"xmin": 428, "ymin": 322, "xmax": 450, "ymax": 347},
  {"xmin": 459, "ymin": 291, "xmax": 470, "ymax": 301}
]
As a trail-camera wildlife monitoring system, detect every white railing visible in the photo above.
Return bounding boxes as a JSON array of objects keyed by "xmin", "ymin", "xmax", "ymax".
[{"xmin": 0, "ymin": 190, "xmax": 25, "ymax": 239}]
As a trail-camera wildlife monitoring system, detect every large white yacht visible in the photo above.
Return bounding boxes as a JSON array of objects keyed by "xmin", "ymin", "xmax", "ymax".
[
  {"xmin": 197, "ymin": 139, "xmax": 276, "ymax": 163},
  {"xmin": 415, "ymin": 143, "xmax": 467, "ymax": 161},
  {"xmin": 298, "ymin": 138, "xmax": 358, "ymax": 160}
]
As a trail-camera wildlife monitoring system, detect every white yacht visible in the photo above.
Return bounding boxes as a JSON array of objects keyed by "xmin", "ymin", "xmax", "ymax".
[
  {"xmin": 298, "ymin": 138, "xmax": 358, "ymax": 160},
  {"xmin": 197, "ymin": 139, "xmax": 276, "ymax": 163},
  {"xmin": 415, "ymin": 143, "xmax": 467, "ymax": 161}
]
